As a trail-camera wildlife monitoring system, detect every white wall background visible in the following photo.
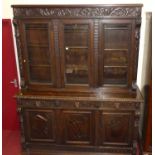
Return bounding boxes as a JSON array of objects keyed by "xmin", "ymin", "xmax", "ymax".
[{"xmin": 2, "ymin": 0, "xmax": 153, "ymax": 91}]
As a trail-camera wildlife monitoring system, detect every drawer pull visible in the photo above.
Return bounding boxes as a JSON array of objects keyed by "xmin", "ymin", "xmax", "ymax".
[
  {"xmin": 115, "ymin": 102, "xmax": 120, "ymax": 109},
  {"xmin": 55, "ymin": 101, "xmax": 60, "ymax": 107},
  {"xmin": 75, "ymin": 101, "xmax": 80, "ymax": 108},
  {"xmin": 36, "ymin": 101, "xmax": 41, "ymax": 107}
]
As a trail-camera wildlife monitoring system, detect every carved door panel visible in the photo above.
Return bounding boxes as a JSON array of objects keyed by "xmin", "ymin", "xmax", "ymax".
[
  {"xmin": 61, "ymin": 110, "xmax": 94, "ymax": 145},
  {"xmin": 59, "ymin": 20, "xmax": 94, "ymax": 87},
  {"xmin": 24, "ymin": 109, "xmax": 56, "ymax": 142},
  {"xmin": 99, "ymin": 20, "xmax": 135, "ymax": 88},
  {"xmin": 99, "ymin": 110, "xmax": 134, "ymax": 146},
  {"xmin": 18, "ymin": 19, "xmax": 57, "ymax": 90}
]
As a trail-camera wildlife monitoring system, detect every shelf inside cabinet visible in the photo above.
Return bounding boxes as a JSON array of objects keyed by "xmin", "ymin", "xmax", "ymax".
[
  {"xmin": 29, "ymin": 64, "xmax": 51, "ymax": 67},
  {"xmin": 103, "ymin": 49, "xmax": 128, "ymax": 66},
  {"xmin": 103, "ymin": 66, "xmax": 128, "ymax": 85},
  {"xmin": 66, "ymin": 64, "xmax": 88, "ymax": 71},
  {"xmin": 104, "ymin": 49, "xmax": 128, "ymax": 51},
  {"xmin": 104, "ymin": 66, "xmax": 128, "ymax": 68},
  {"xmin": 27, "ymin": 43, "xmax": 49, "ymax": 47},
  {"xmin": 65, "ymin": 46, "xmax": 88, "ymax": 50}
]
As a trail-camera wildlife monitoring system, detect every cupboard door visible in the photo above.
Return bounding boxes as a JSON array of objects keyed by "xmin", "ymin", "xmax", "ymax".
[
  {"xmin": 61, "ymin": 110, "xmax": 94, "ymax": 145},
  {"xmin": 24, "ymin": 109, "xmax": 56, "ymax": 143},
  {"xmin": 20, "ymin": 20, "xmax": 56, "ymax": 90},
  {"xmin": 59, "ymin": 20, "xmax": 94, "ymax": 87},
  {"xmin": 99, "ymin": 20, "xmax": 134, "ymax": 87},
  {"xmin": 99, "ymin": 110, "xmax": 134, "ymax": 146}
]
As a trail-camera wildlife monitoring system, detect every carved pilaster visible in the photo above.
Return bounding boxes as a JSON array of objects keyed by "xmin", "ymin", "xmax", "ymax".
[
  {"xmin": 53, "ymin": 20, "xmax": 62, "ymax": 87},
  {"xmin": 13, "ymin": 19, "xmax": 26, "ymax": 88},
  {"xmin": 133, "ymin": 19, "xmax": 141, "ymax": 81},
  {"xmin": 17, "ymin": 105, "xmax": 27, "ymax": 149},
  {"xmin": 132, "ymin": 140, "xmax": 137, "ymax": 155},
  {"xmin": 94, "ymin": 20, "xmax": 99, "ymax": 86}
]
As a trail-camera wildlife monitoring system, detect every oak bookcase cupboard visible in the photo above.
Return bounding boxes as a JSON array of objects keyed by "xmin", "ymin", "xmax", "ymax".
[{"xmin": 12, "ymin": 4, "xmax": 143, "ymax": 155}]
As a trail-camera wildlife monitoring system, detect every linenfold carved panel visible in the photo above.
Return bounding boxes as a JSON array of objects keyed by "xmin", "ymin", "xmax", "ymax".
[{"xmin": 13, "ymin": 6, "xmax": 142, "ymax": 18}]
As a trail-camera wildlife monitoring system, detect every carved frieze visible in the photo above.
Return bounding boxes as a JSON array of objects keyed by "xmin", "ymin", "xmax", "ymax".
[
  {"xmin": 13, "ymin": 6, "xmax": 142, "ymax": 18},
  {"xmin": 17, "ymin": 98, "xmax": 141, "ymax": 110}
]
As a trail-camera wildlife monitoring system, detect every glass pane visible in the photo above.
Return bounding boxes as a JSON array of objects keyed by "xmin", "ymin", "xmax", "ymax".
[
  {"xmin": 104, "ymin": 50, "xmax": 128, "ymax": 66},
  {"xmin": 104, "ymin": 25, "xmax": 130, "ymax": 49},
  {"xmin": 29, "ymin": 66, "xmax": 51, "ymax": 83},
  {"xmin": 64, "ymin": 24, "xmax": 88, "ymax": 46},
  {"xmin": 104, "ymin": 67, "xmax": 127, "ymax": 85},
  {"xmin": 27, "ymin": 46, "xmax": 50, "ymax": 65},
  {"xmin": 25, "ymin": 23, "xmax": 52, "ymax": 83},
  {"xmin": 64, "ymin": 24, "xmax": 89, "ymax": 84},
  {"xmin": 26, "ymin": 24, "xmax": 48, "ymax": 45}
]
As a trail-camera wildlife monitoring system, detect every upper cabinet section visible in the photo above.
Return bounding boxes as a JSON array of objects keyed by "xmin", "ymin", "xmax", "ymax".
[{"xmin": 12, "ymin": 5, "xmax": 142, "ymax": 92}]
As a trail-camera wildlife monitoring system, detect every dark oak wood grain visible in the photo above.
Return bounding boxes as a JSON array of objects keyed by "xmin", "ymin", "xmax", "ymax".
[{"xmin": 12, "ymin": 4, "xmax": 143, "ymax": 155}]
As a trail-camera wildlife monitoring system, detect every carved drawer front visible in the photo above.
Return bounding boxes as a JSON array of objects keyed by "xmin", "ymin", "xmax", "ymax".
[
  {"xmin": 24, "ymin": 109, "xmax": 56, "ymax": 142},
  {"xmin": 61, "ymin": 110, "xmax": 94, "ymax": 145},
  {"xmin": 100, "ymin": 110, "xmax": 134, "ymax": 146}
]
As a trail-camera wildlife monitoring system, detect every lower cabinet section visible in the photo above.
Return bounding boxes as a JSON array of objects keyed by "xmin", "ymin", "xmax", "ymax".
[{"xmin": 18, "ymin": 99, "xmax": 141, "ymax": 154}]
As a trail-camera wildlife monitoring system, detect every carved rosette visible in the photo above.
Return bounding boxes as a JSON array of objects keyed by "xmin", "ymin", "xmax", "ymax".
[{"xmin": 13, "ymin": 6, "xmax": 142, "ymax": 18}]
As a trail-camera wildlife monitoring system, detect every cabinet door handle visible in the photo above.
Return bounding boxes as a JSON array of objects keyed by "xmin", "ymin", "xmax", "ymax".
[{"xmin": 36, "ymin": 114, "xmax": 47, "ymax": 122}]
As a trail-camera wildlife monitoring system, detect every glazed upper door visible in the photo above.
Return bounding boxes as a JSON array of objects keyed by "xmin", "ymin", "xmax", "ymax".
[
  {"xmin": 20, "ymin": 19, "xmax": 56, "ymax": 91},
  {"xmin": 59, "ymin": 20, "xmax": 94, "ymax": 87},
  {"xmin": 99, "ymin": 20, "xmax": 134, "ymax": 87}
]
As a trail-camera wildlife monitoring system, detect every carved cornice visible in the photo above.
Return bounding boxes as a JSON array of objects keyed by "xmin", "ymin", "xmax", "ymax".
[{"xmin": 12, "ymin": 6, "xmax": 142, "ymax": 18}]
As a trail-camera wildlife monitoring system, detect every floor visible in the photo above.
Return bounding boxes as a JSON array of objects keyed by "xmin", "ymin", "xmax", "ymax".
[
  {"xmin": 22, "ymin": 149, "xmax": 130, "ymax": 155},
  {"xmin": 2, "ymin": 130, "xmax": 135, "ymax": 155},
  {"xmin": 2, "ymin": 130, "xmax": 21, "ymax": 155}
]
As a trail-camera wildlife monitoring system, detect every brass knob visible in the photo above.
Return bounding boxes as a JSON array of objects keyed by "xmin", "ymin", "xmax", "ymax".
[{"xmin": 65, "ymin": 47, "xmax": 69, "ymax": 51}]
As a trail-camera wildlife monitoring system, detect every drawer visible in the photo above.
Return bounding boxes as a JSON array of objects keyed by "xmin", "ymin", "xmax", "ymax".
[{"xmin": 17, "ymin": 99, "xmax": 141, "ymax": 111}]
